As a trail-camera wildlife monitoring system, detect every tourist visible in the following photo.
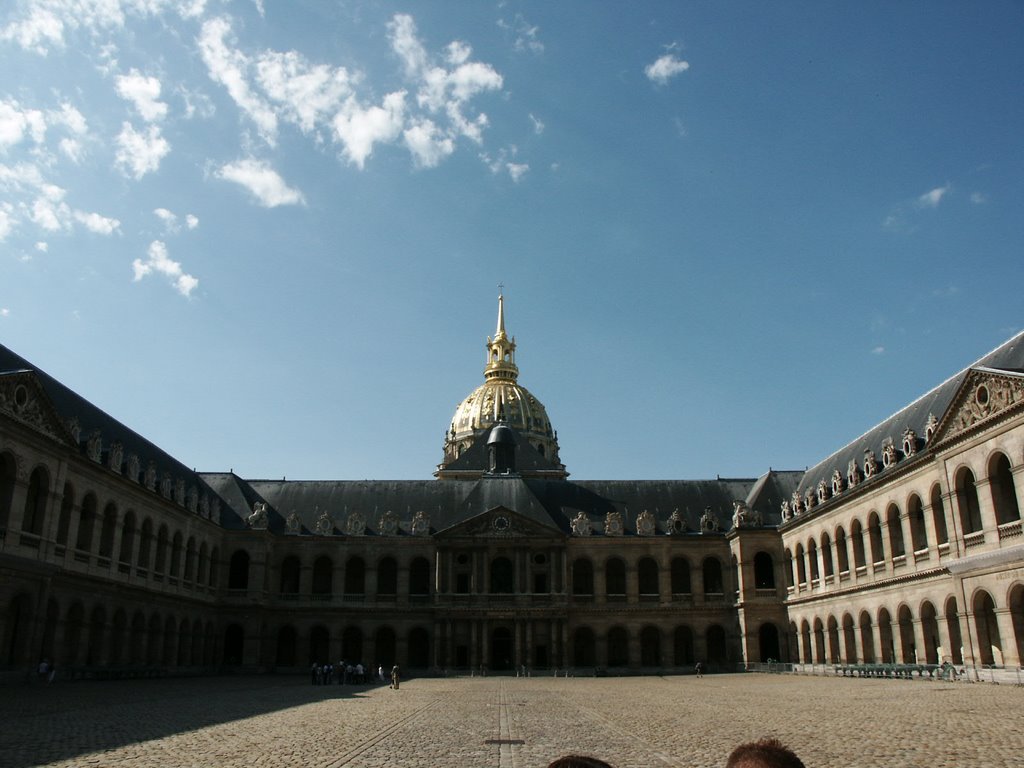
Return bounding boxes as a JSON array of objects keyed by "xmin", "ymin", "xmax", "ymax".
[
  {"xmin": 725, "ymin": 738, "xmax": 805, "ymax": 768},
  {"xmin": 694, "ymin": 661, "xmax": 703, "ymax": 678},
  {"xmin": 547, "ymin": 755, "xmax": 615, "ymax": 767},
  {"xmin": 391, "ymin": 664, "xmax": 400, "ymax": 690}
]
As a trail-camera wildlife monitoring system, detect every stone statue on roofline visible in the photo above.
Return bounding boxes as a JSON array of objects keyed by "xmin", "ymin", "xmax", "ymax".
[{"xmin": 248, "ymin": 502, "xmax": 269, "ymax": 529}]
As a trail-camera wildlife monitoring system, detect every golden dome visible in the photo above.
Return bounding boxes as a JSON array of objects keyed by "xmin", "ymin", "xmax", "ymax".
[{"xmin": 440, "ymin": 294, "xmax": 562, "ymax": 469}]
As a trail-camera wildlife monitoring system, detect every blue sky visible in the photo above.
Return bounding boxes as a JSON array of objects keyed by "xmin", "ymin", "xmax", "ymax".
[{"xmin": 1, "ymin": 1, "xmax": 1022, "ymax": 481}]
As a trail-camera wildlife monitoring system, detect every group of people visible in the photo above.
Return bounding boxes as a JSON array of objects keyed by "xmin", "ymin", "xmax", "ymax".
[
  {"xmin": 309, "ymin": 661, "xmax": 401, "ymax": 689},
  {"xmin": 548, "ymin": 738, "xmax": 805, "ymax": 768}
]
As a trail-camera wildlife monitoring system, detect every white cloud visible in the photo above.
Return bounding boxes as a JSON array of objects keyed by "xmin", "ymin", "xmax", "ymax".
[
  {"xmin": 116, "ymin": 69, "xmax": 168, "ymax": 122},
  {"xmin": 507, "ymin": 162, "xmax": 529, "ymax": 182},
  {"xmin": 215, "ymin": 157, "xmax": 305, "ymax": 207},
  {"xmin": 498, "ymin": 14, "xmax": 544, "ymax": 54},
  {"xmin": 481, "ymin": 148, "xmax": 528, "ymax": 182},
  {"xmin": 529, "ymin": 113, "xmax": 544, "ymax": 135},
  {"xmin": 73, "ymin": 210, "xmax": 120, "ymax": 234},
  {"xmin": 0, "ymin": 308, "xmax": 9, "ymax": 318},
  {"xmin": 645, "ymin": 53, "xmax": 690, "ymax": 85},
  {"xmin": 0, "ymin": 207, "xmax": 12, "ymax": 240},
  {"xmin": 970, "ymin": 191, "xmax": 987, "ymax": 205},
  {"xmin": 916, "ymin": 183, "xmax": 951, "ymax": 208},
  {"xmin": 35, "ymin": 241, "xmax": 48, "ymax": 252},
  {"xmin": 0, "ymin": 7, "xmax": 65, "ymax": 54},
  {"xmin": 871, "ymin": 346, "xmax": 886, "ymax": 356},
  {"xmin": 132, "ymin": 239, "xmax": 198, "ymax": 297},
  {"xmin": 388, "ymin": 14, "xmax": 429, "ymax": 78},
  {"xmin": 154, "ymin": 207, "xmax": 178, "ymax": 228},
  {"xmin": 115, "ymin": 122, "xmax": 170, "ymax": 179},
  {"xmin": 185, "ymin": 213, "xmax": 198, "ymax": 229},
  {"xmin": 0, "ymin": 99, "xmax": 47, "ymax": 150},
  {"xmin": 333, "ymin": 92, "xmax": 407, "ymax": 169},
  {"xmin": 198, "ymin": 16, "xmax": 279, "ymax": 144},
  {"xmin": 404, "ymin": 118, "xmax": 454, "ymax": 168},
  {"xmin": 255, "ymin": 49, "xmax": 354, "ymax": 134}
]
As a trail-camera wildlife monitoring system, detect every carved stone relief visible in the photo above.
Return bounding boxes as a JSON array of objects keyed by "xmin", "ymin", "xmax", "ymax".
[
  {"xmin": 636, "ymin": 509, "xmax": 656, "ymax": 536},
  {"xmin": 666, "ymin": 508, "xmax": 686, "ymax": 534},
  {"xmin": 379, "ymin": 510, "xmax": 399, "ymax": 536},
  {"xmin": 411, "ymin": 510, "xmax": 430, "ymax": 536},
  {"xmin": 108, "ymin": 441, "xmax": 123, "ymax": 474},
  {"xmin": 346, "ymin": 510, "xmax": 365, "ymax": 536},
  {"xmin": 604, "ymin": 509, "xmax": 624, "ymax": 536},
  {"xmin": 316, "ymin": 508, "xmax": 335, "ymax": 536},
  {"xmin": 247, "ymin": 502, "xmax": 268, "ymax": 529},
  {"xmin": 571, "ymin": 510, "xmax": 591, "ymax": 536}
]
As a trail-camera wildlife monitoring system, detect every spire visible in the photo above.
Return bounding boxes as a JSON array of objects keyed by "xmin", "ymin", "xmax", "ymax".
[{"xmin": 485, "ymin": 291, "xmax": 518, "ymax": 383}]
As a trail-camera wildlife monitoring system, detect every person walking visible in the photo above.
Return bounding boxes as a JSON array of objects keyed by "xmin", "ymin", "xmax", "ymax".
[{"xmin": 390, "ymin": 664, "xmax": 400, "ymax": 690}]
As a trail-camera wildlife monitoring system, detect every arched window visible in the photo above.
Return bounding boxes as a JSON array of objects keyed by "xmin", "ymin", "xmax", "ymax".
[
  {"xmin": 344, "ymin": 556, "xmax": 365, "ymax": 595},
  {"xmin": 0, "ymin": 452, "xmax": 16, "ymax": 534},
  {"xmin": 835, "ymin": 527, "xmax": 849, "ymax": 573},
  {"xmin": 973, "ymin": 590, "xmax": 1001, "ymax": 666},
  {"xmin": 671, "ymin": 557, "xmax": 691, "ymax": 594},
  {"xmin": 571, "ymin": 559, "xmax": 593, "ymax": 595},
  {"xmin": 784, "ymin": 549, "xmax": 795, "ymax": 588},
  {"xmin": 851, "ymin": 519, "xmax": 867, "ymax": 569},
  {"xmin": 794, "ymin": 544, "xmax": 807, "ymax": 584},
  {"xmin": 605, "ymin": 557, "xmax": 626, "ymax": 596},
  {"xmin": 807, "ymin": 539, "xmax": 820, "ymax": 581},
  {"xmin": 607, "ymin": 626, "xmax": 629, "ymax": 667},
  {"xmin": 184, "ymin": 536, "xmax": 197, "ymax": 582},
  {"xmin": 955, "ymin": 467, "xmax": 983, "ymax": 533},
  {"xmin": 279, "ymin": 555, "xmax": 300, "ymax": 593},
  {"xmin": 640, "ymin": 626, "xmax": 661, "ymax": 666},
  {"xmin": 674, "ymin": 626, "xmax": 694, "ymax": 665},
  {"xmin": 119, "ymin": 511, "xmax": 136, "ymax": 565},
  {"xmin": 56, "ymin": 483, "xmax": 74, "ymax": 547},
  {"xmin": 702, "ymin": 557, "xmax": 723, "ymax": 595},
  {"xmin": 98, "ymin": 502, "xmax": 117, "ymax": 559},
  {"xmin": 154, "ymin": 525, "xmax": 169, "ymax": 574},
  {"xmin": 228, "ymin": 550, "xmax": 250, "ymax": 589},
  {"xmin": 820, "ymin": 533, "xmax": 834, "ymax": 577},
  {"xmin": 490, "ymin": 557, "xmax": 514, "ymax": 593},
  {"xmin": 572, "ymin": 627, "xmax": 595, "ymax": 666},
  {"xmin": 312, "ymin": 556, "xmax": 333, "ymax": 595},
  {"xmin": 409, "ymin": 557, "xmax": 431, "ymax": 596},
  {"xmin": 138, "ymin": 518, "xmax": 153, "ymax": 571},
  {"xmin": 886, "ymin": 503, "xmax": 905, "ymax": 559},
  {"xmin": 754, "ymin": 552, "xmax": 775, "ymax": 589},
  {"xmin": 169, "ymin": 531, "xmax": 183, "ymax": 576},
  {"xmin": 867, "ymin": 512, "xmax": 885, "ymax": 564},
  {"xmin": 930, "ymin": 484, "xmax": 949, "ymax": 544},
  {"xmin": 989, "ymin": 453, "xmax": 1021, "ymax": 525},
  {"xmin": 638, "ymin": 557, "xmax": 659, "ymax": 598},
  {"xmin": 908, "ymin": 494, "xmax": 928, "ymax": 552},
  {"xmin": 378, "ymin": 556, "xmax": 398, "ymax": 596},
  {"xmin": 76, "ymin": 493, "xmax": 98, "ymax": 553},
  {"xmin": 22, "ymin": 466, "xmax": 49, "ymax": 537}
]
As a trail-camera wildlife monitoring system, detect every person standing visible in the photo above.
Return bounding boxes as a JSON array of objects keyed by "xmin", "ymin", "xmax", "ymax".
[{"xmin": 390, "ymin": 665, "xmax": 400, "ymax": 690}]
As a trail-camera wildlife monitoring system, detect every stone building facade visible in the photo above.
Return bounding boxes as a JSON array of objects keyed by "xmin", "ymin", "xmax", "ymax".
[{"xmin": 1, "ymin": 300, "xmax": 1022, "ymax": 677}]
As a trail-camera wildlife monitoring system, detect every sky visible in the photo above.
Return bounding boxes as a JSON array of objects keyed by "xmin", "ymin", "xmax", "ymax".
[{"xmin": 1, "ymin": 0, "xmax": 1022, "ymax": 482}]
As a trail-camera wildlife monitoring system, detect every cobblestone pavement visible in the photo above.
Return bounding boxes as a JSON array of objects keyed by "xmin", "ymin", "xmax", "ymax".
[{"xmin": 2, "ymin": 673, "xmax": 1022, "ymax": 768}]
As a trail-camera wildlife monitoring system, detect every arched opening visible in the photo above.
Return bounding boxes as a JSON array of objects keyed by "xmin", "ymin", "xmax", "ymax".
[
  {"xmin": 76, "ymin": 493, "xmax": 98, "ymax": 554},
  {"xmin": 276, "ymin": 625, "xmax": 298, "ymax": 667},
  {"xmin": 640, "ymin": 626, "xmax": 661, "ymax": 666},
  {"xmin": 309, "ymin": 625, "xmax": 330, "ymax": 666},
  {"xmin": 754, "ymin": 552, "xmax": 775, "ymax": 589},
  {"xmin": 826, "ymin": 616, "xmax": 841, "ymax": 663},
  {"xmin": 784, "ymin": 549, "xmax": 795, "ymax": 588},
  {"xmin": 605, "ymin": 557, "xmax": 626, "ymax": 597},
  {"xmin": 851, "ymin": 520, "xmax": 866, "ymax": 569},
  {"xmin": 835, "ymin": 527, "xmax": 849, "ymax": 573},
  {"xmin": 973, "ymin": 590, "xmax": 1001, "ymax": 666},
  {"xmin": 920, "ymin": 601, "xmax": 939, "ymax": 664},
  {"xmin": 673, "ymin": 625, "xmax": 694, "ymax": 665},
  {"xmin": 3, "ymin": 593, "xmax": 33, "ymax": 666},
  {"xmin": 489, "ymin": 557, "xmax": 514, "ymax": 594},
  {"xmin": 119, "ymin": 511, "xmax": 136, "ymax": 566},
  {"xmin": 807, "ymin": 540, "xmax": 820, "ymax": 582},
  {"xmin": 344, "ymin": 556, "xmax": 366, "ymax": 595},
  {"xmin": 842, "ymin": 614, "xmax": 857, "ymax": 663},
  {"xmin": 223, "ymin": 624, "xmax": 245, "ymax": 665},
  {"xmin": 279, "ymin": 555, "xmax": 300, "ymax": 594},
  {"xmin": 989, "ymin": 453, "xmax": 1021, "ymax": 525},
  {"xmin": 702, "ymin": 557, "xmax": 724, "ymax": 595},
  {"xmin": 859, "ymin": 611, "xmax": 875, "ymax": 663},
  {"xmin": 820, "ymin": 535, "xmax": 834, "ymax": 578},
  {"xmin": 184, "ymin": 537, "xmax": 196, "ymax": 583},
  {"xmin": 706, "ymin": 625, "xmax": 728, "ymax": 665},
  {"xmin": 638, "ymin": 557, "xmax": 659, "ymax": 598},
  {"xmin": 0, "ymin": 452, "xmax": 16, "ymax": 534},
  {"xmin": 138, "ymin": 518, "xmax": 153, "ymax": 572},
  {"xmin": 931, "ymin": 484, "xmax": 949, "ymax": 544},
  {"xmin": 867, "ymin": 512, "xmax": 885, "ymax": 565},
  {"xmin": 56, "ymin": 483, "xmax": 73, "ymax": 547},
  {"xmin": 374, "ymin": 626, "xmax": 396, "ymax": 668},
  {"xmin": 571, "ymin": 559, "xmax": 593, "ymax": 595},
  {"xmin": 409, "ymin": 557, "xmax": 431, "ymax": 596},
  {"xmin": 759, "ymin": 623, "xmax": 781, "ymax": 663},
  {"xmin": 22, "ymin": 466, "xmax": 49, "ymax": 538},
  {"xmin": 671, "ymin": 557, "xmax": 691, "ymax": 594},
  {"xmin": 169, "ymin": 531, "xmax": 183, "ymax": 577},
  {"xmin": 886, "ymin": 504, "xmax": 905, "ymax": 559},
  {"xmin": 342, "ymin": 626, "xmax": 363, "ymax": 662},
  {"xmin": 607, "ymin": 626, "xmax": 629, "ymax": 667},
  {"xmin": 1009, "ymin": 585, "xmax": 1024, "ymax": 668},
  {"xmin": 378, "ymin": 557, "xmax": 398, "ymax": 596},
  {"xmin": 794, "ymin": 544, "xmax": 807, "ymax": 585},
  {"xmin": 572, "ymin": 627, "xmax": 595, "ymax": 667},
  {"xmin": 408, "ymin": 627, "xmax": 431, "ymax": 668},
  {"xmin": 955, "ymin": 467, "xmax": 983, "ymax": 533},
  {"xmin": 945, "ymin": 596, "xmax": 964, "ymax": 664},
  {"xmin": 897, "ymin": 605, "xmax": 915, "ymax": 662},
  {"xmin": 878, "ymin": 608, "xmax": 894, "ymax": 663},
  {"xmin": 813, "ymin": 618, "xmax": 826, "ymax": 663},
  {"xmin": 490, "ymin": 626, "xmax": 513, "ymax": 670},
  {"xmin": 312, "ymin": 556, "xmax": 333, "ymax": 596},
  {"xmin": 228, "ymin": 550, "xmax": 250, "ymax": 590},
  {"xmin": 906, "ymin": 495, "xmax": 927, "ymax": 553},
  {"xmin": 98, "ymin": 502, "xmax": 117, "ymax": 560},
  {"xmin": 154, "ymin": 525, "xmax": 169, "ymax": 575}
]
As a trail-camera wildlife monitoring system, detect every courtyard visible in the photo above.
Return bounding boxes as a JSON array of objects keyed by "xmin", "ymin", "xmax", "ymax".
[{"xmin": 1, "ymin": 673, "xmax": 1021, "ymax": 768}]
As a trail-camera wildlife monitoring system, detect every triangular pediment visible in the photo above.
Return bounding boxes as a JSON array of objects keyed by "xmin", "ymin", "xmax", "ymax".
[
  {"xmin": 932, "ymin": 368, "xmax": 1024, "ymax": 445},
  {"xmin": 436, "ymin": 504, "xmax": 564, "ymax": 539},
  {"xmin": 0, "ymin": 371, "xmax": 78, "ymax": 447}
]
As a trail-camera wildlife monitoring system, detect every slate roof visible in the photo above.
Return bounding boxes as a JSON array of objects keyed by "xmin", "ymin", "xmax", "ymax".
[{"xmin": 795, "ymin": 330, "xmax": 1024, "ymax": 499}]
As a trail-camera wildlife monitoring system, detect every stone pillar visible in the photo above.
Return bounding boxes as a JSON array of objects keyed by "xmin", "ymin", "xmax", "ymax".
[
  {"xmin": 912, "ymin": 618, "xmax": 928, "ymax": 664},
  {"xmin": 840, "ymin": 621, "xmax": 858, "ymax": 663},
  {"xmin": 626, "ymin": 563, "xmax": 639, "ymax": 604},
  {"xmin": 594, "ymin": 560, "xmax": 606, "ymax": 604},
  {"xmin": 397, "ymin": 562, "xmax": 410, "ymax": 602},
  {"xmin": 899, "ymin": 512, "xmax": 914, "ymax": 559},
  {"xmin": 596, "ymin": 630, "xmax": 608, "ymax": 668},
  {"xmin": 472, "ymin": 552, "xmax": 481, "ymax": 593},
  {"xmin": 470, "ymin": 620, "xmax": 478, "ymax": 671},
  {"xmin": 994, "ymin": 609, "xmax": 1020, "ymax": 667},
  {"xmin": 973, "ymin": 478, "xmax": 999, "ymax": 534},
  {"xmin": 921, "ymin": 503, "xmax": 939, "ymax": 559},
  {"xmin": 1010, "ymin": 466, "xmax": 1024, "ymax": 517},
  {"xmin": 481, "ymin": 620, "xmax": 489, "ymax": 673},
  {"xmin": 658, "ymin": 557, "xmax": 672, "ymax": 604}
]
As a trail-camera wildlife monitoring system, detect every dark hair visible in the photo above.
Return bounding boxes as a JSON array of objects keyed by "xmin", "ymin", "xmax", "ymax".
[
  {"xmin": 726, "ymin": 738, "xmax": 805, "ymax": 768},
  {"xmin": 547, "ymin": 756, "xmax": 616, "ymax": 768}
]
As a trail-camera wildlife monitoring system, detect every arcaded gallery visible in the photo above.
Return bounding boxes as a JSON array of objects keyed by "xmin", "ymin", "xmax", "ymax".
[{"xmin": 2, "ymin": 298, "xmax": 1023, "ymax": 679}]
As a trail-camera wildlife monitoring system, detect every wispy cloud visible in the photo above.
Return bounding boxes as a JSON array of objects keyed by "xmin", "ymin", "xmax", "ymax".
[
  {"xmin": 497, "ymin": 14, "xmax": 544, "ymax": 55},
  {"xmin": 116, "ymin": 70, "xmax": 168, "ymax": 122},
  {"xmin": 970, "ymin": 191, "xmax": 987, "ymax": 205},
  {"xmin": 115, "ymin": 122, "xmax": 170, "ymax": 179},
  {"xmin": 915, "ymin": 183, "xmax": 952, "ymax": 209},
  {"xmin": 132, "ymin": 239, "xmax": 198, "ymax": 297},
  {"xmin": 215, "ymin": 157, "xmax": 305, "ymax": 207},
  {"xmin": 645, "ymin": 49, "xmax": 690, "ymax": 85}
]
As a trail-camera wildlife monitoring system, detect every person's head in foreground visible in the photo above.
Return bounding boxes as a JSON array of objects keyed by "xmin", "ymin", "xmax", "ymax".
[
  {"xmin": 547, "ymin": 756, "xmax": 615, "ymax": 768},
  {"xmin": 726, "ymin": 738, "xmax": 805, "ymax": 768}
]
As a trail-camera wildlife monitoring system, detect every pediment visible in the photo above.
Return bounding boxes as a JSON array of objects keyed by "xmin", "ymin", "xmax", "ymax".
[
  {"xmin": 0, "ymin": 372, "xmax": 78, "ymax": 447},
  {"xmin": 932, "ymin": 368, "xmax": 1024, "ymax": 444},
  {"xmin": 436, "ymin": 505, "xmax": 563, "ymax": 539}
]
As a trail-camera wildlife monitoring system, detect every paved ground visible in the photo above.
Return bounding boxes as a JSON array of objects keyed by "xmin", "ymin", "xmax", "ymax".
[{"xmin": 2, "ymin": 673, "xmax": 1022, "ymax": 768}]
